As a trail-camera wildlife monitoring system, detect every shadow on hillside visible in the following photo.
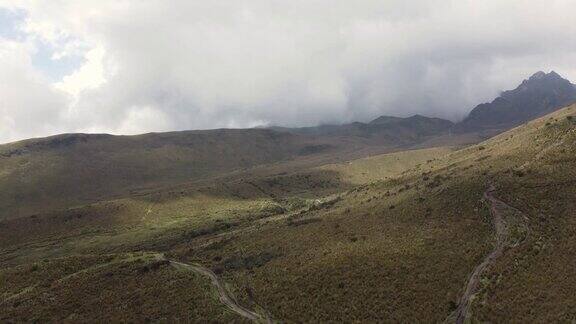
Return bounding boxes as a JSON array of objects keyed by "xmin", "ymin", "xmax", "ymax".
[
  {"xmin": 0, "ymin": 169, "xmax": 355, "ymax": 253},
  {"xmin": 131, "ymin": 169, "xmax": 354, "ymax": 204}
]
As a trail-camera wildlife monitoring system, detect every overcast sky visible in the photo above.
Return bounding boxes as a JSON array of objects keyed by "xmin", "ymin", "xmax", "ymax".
[{"xmin": 1, "ymin": 1, "xmax": 576, "ymax": 143}]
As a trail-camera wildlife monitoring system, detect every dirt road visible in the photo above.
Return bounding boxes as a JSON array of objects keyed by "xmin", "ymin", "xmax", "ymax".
[
  {"xmin": 452, "ymin": 185, "xmax": 518, "ymax": 324},
  {"xmin": 170, "ymin": 260, "xmax": 273, "ymax": 323}
]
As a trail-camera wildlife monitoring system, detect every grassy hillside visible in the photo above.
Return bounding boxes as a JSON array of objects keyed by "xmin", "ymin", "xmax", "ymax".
[
  {"xmin": 0, "ymin": 120, "xmax": 458, "ymax": 221},
  {"xmin": 0, "ymin": 146, "xmax": 453, "ymax": 321},
  {"xmin": 2, "ymin": 104, "xmax": 576, "ymax": 321},
  {"xmin": 193, "ymin": 103, "xmax": 576, "ymax": 322},
  {"xmin": 0, "ymin": 253, "xmax": 242, "ymax": 322},
  {"xmin": 0, "ymin": 129, "xmax": 313, "ymax": 220}
]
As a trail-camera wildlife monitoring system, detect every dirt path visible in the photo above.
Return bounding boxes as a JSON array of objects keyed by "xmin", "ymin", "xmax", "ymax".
[
  {"xmin": 169, "ymin": 259, "xmax": 273, "ymax": 323},
  {"xmin": 452, "ymin": 185, "xmax": 520, "ymax": 324}
]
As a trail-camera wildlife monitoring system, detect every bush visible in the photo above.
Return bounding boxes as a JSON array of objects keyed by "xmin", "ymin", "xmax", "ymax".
[
  {"xmin": 259, "ymin": 202, "xmax": 287, "ymax": 215},
  {"xmin": 222, "ymin": 252, "xmax": 276, "ymax": 270},
  {"xmin": 287, "ymin": 217, "xmax": 322, "ymax": 227},
  {"xmin": 512, "ymin": 169, "xmax": 525, "ymax": 177}
]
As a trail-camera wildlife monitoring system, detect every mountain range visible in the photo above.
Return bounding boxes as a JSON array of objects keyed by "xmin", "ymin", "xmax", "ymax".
[
  {"xmin": 2, "ymin": 71, "xmax": 576, "ymax": 322},
  {"xmin": 0, "ymin": 71, "xmax": 574, "ymax": 221},
  {"xmin": 275, "ymin": 70, "xmax": 576, "ymax": 137}
]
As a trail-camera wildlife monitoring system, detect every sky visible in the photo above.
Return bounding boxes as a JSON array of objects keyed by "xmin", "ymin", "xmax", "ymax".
[{"xmin": 1, "ymin": 1, "xmax": 576, "ymax": 143}]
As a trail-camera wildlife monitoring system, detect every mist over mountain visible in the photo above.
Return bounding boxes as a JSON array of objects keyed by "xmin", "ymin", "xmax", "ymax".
[
  {"xmin": 266, "ymin": 71, "xmax": 576, "ymax": 141},
  {"xmin": 2, "ymin": 1, "xmax": 576, "ymax": 143},
  {"xmin": 271, "ymin": 114, "xmax": 453, "ymax": 141}
]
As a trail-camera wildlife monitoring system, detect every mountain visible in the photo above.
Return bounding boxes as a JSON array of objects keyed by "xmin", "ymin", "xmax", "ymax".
[
  {"xmin": 274, "ymin": 114, "xmax": 454, "ymax": 143},
  {"xmin": 456, "ymin": 71, "xmax": 576, "ymax": 131},
  {"xmin": 370, "ymin": 114, "xmax": 455, "ymax": 134}
]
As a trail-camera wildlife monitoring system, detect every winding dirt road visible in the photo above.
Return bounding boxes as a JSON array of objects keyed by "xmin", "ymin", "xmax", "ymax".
[
  {"xmin": 452, "ymin": 185, "xmax": 522, "ymax": 324},
  {"xmin": 169, "ymin": 260, "xmax": 273, "ymax": 323}
]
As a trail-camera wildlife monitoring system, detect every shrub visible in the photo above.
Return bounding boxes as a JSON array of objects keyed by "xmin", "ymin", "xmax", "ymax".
[
  {"xmin": 287, "ymin": 217, "xmax": 322, "ymax": 227},
  {"xmin": 259, "ymin": 202, "xmax": 287, "ymax": 215},
  {"xmin": 223, "ymin": 252, "xmax": 276, "ymax": 270},
  {"xmin": 513, "ymin": 169, "xmax": 525, "ymax": 177}
]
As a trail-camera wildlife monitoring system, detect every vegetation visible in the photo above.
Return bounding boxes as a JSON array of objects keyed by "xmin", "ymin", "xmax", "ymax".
[{"xmin": 0, "ymin": 253, "xmax": 241, "ymax": 322}]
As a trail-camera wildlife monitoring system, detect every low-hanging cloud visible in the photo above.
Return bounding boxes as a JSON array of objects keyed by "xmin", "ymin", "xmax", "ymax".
[{"xmin": 1, "ymin": 0, "xmax": 576, "ymax": 143}]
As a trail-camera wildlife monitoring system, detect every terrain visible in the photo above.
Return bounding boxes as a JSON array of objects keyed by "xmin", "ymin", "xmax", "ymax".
[
  {"xmin": 2, "ymin": 72, "xmax": 576, "ymax": 322},
  {"xmin": 2, "ymin": 103, "xmax": 576, "ymax": 321},
  {"xmin": 0, "ymin": 114, "xmax": 454, "ymax": 221}
]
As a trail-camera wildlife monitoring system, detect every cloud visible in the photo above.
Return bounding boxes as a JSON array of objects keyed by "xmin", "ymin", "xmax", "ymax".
[
  {"xmin": 0, "ymin": 38, "xmax": 70, "ymax": 142},
  {"xmin": 1, "ymin": 0, "xmax": 576, "ymax": 143},
  {"xmin": 55, "ymin": 46, "xmax": 106, "ymax": 98}
]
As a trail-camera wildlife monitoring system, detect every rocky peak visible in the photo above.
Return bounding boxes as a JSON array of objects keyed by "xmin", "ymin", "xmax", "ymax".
[{"xmin": 457, "ymin": 71, "xmax": 576, "ymax": 131}]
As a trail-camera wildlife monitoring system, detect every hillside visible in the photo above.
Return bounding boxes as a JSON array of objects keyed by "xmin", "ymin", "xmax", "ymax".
[
  {"xmin": 273, "ymin": 114, "xmax": 454, "ymax": 144},
  {"xmin": 0, "ymin": 129, "xmax": 308, "ymax": 220},
  {"xmin": 0, "ymin": 115, "xmax": 456, "ymax": 221},
  {"xmin": 2, "ymin": 103, "xmax": 576, "ymax": 321}
]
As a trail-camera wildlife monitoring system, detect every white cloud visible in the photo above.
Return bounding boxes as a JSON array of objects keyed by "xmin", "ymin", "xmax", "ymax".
[
  {"xmin": 55, "ymin": 46, "xmax": 106, "ymax": 98},
  {"xmin": 1, "ymin": 0, "xmax": 576, "ymax": 143},
  {"xmin": 0, "ymin": 38, "xmax": 70, "ymax": 142},
  {"xmin": 116, "ymin": 105, "xmax": 171, "ymax": 135}
]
